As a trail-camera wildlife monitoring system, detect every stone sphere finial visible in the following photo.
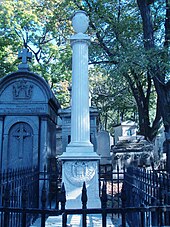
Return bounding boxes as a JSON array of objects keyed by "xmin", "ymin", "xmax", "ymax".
[{"xmin": 72, "ymin": 11, "xmax": 89, "ymax": 34}]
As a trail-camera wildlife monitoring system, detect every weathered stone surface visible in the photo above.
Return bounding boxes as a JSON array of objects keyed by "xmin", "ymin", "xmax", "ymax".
[{"xmin": 111, "ymin": 137, "xmax": 156, "ymax": 169}]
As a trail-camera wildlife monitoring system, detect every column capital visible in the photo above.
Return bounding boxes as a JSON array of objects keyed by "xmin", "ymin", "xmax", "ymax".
[{"xmin": 70, "ymin": 33, "xmax": 90, "ymax": 46}]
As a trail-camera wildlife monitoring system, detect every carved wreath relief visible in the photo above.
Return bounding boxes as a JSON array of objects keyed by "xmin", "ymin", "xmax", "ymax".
[
  {"xmin": 64, "ymin": 161, "xmax": 96, "ymax": 186},
  {"xmin": 13, "ymin": 80, "xmax": 33, "ymax": 99}
]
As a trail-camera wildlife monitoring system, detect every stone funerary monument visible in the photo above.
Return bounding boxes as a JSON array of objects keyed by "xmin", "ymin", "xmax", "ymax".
[
  {"xmin": 60, "ymin": 11, "xmax": 101, "ymax": 209},
  {"xmin": 0, "ymin": 49, "xmax": 60, "ymax": 171}
]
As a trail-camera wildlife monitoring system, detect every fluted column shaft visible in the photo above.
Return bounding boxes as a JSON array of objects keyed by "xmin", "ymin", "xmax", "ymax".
[
  {"xmin": 69, "ymin": 35, "xmax": 91, "ymax": 146},
  {"xmin": 61, "ymin": 11, "xmax": 99, "ymax": 159}
]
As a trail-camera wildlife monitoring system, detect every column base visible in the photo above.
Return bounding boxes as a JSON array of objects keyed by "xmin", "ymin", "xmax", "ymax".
[
  {"xmin": 60, "ymin": 143, "xmax": 100, "ymax": 160},
  {"xmin": 61, "ymin": 160, "xmax": 101, "ymax": 209}
]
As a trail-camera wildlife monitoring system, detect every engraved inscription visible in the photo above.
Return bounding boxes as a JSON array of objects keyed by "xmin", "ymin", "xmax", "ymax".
[{"xmin": 0, "ymin": 107, "xmax": 45, "ymax": 113}]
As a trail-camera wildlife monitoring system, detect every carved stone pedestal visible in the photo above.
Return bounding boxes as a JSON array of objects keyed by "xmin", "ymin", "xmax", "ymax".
[{"xmin": 62, "ymin": 160, "xmax": 101, "ymax": 208}]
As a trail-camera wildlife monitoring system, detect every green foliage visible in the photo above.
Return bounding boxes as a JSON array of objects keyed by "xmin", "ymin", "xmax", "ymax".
[
  {"xmin": 0, "ymin": 0, "xmax": 169, "ymax": 139},
  {"xmin": 89, "ymin": 66, "xmax": 137, "ymax": 131},
  {"xmin": 81, "ymin": 0, "xmax": 168, "ymax": 139},
  {"xmin": 0, "ymin": 0, "xmax": 74, "ymax": 106}
]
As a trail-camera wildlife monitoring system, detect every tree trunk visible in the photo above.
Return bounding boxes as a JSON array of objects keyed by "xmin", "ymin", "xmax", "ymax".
[
  {"xmin": 126, "ymin": 69, "xmax": 161, "ymax": 141},
  {"xmin": 137, "ymin": 0, "xmax": 154, "ymax": 50},
  {"xmin": 137, "ymin": 0, "xmax": 170, "ymax": 171}
]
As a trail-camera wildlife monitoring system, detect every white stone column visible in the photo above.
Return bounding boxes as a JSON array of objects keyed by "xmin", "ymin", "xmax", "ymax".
[
  {"xmin": 61, "ymin": 11, "xmax": 99, "ymax": 159},
  {"xmin": 71, "ymin": 32, "xmax": 90, "ymax": 145},
  {"xmin": 60, "ymin": 11, "xmax": 101, "ymax": 209}
]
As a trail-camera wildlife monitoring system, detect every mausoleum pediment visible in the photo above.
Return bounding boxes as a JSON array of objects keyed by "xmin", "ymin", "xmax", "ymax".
[
  {"xmin": 0, "ymin": 71, "xmax": 56, "ymax": 102},
  {"xmin": 0, "ymin": 71, "xmax": 60, "ymax": 115}
]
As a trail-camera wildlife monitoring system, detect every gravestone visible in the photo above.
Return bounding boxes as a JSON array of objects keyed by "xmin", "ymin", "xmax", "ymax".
[
  {"xmin": 0, "ymin": 48, "xmax": 60, "ymax": 171},
  {"xmin": 97, "ymin": 130, "xmax": 111, "ymax": 164},
  {"xmin": 112, "ymin": 121, "xmax": 159, "ymax": 169}
]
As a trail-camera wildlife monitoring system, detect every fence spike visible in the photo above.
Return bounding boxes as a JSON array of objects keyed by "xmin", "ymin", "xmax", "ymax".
[
  {"xmin": 41, "ymin": 181, "xmax": 47, "ymax": 209},
  {"xmin": 60, "ymin": 183, "xmax": 66, "ymax": 210},
  {"xmin": 4, "ymin": 183, "xmax": 10, "ymax": 207},
  {"xmin": 81, "ymin": 182, "xmax": 87, "ymax": 209},
  {"xmin": 2, "ymin": 170, "xmax": 5, "ymax": 182},
  {"xmin": 22, "ymin": 184, "xmax": 28, "ymax": 209},
  {"xmin": 55, "ymin": 187, "xmax": 59, "ymax": 210},
  {"xmin": 151, "ymin": 161, "xmax": 154, "ymax": 171},
  {"xmin": 101, "ymin": 181, "xmax": 107, "ymax": 209},
  {"xmin": 121, "ymin": 183, "xmax": 126, "ymax": 208},
  {"xmin": 6, "ymin": 169, "xmax": 9, "ymax": 182}
]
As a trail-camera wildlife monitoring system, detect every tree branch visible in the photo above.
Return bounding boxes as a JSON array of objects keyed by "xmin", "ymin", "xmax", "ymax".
[{"xmin": 89, "ymin": 60, "xmax": 119, "ymax": 65}]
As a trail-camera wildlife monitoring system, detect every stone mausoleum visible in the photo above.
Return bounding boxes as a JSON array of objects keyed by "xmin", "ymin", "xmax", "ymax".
[{"xmin": 0, "ymin": 50, "xmax": 60, "ymax": 171}]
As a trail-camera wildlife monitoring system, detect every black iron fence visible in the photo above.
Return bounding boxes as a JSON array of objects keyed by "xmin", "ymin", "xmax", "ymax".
[
  {"xmin": 123, "ymin": 166, "xmax": 170, "ymax": 226},
  {"xmin": 1, "ymin": 179, "xmax": 170, "ymax": 227},
  {"xmin": 0, "ymin": 166, "xmax": 39, "ymax": 208},
  {"xmin": 0, "ymin": 166, "xmax": 39, "ymax": 227},
  {"xmin": 99, "ymin": 164, "xmax": 124, "ymax": 210},
  {"xmin": 1, "ymin": 164, "xmax": 170, "ymax": 227},
  {"xmin": 0, "ymin": 163, "xmax": 62, "ymax": 227}
]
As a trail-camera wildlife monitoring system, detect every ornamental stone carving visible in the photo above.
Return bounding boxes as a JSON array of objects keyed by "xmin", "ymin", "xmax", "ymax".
[
  {"xmin": 13, "ymin": 80, "xmax": 33, "ymax": 99},
  {"xmin": 64, "ymin": 161, "xmax": 96, "ymax": 187}
]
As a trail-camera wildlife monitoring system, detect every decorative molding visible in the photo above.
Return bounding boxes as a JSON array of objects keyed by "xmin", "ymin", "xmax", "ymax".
[
  {"xmin": 13, "ymin": 80, "xmax": 33, "ymax": 99},
  {"xmin": 0, "ymin": 107, "xmax": 45, "ymax": 114}
]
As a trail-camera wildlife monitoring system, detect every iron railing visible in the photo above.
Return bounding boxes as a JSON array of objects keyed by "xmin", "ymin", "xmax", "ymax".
[
  {"xmin": 1, "ymin": 180, "xmax": 170, "ymax": 227},
  {"xmin": 123, "ymin": 166, "xmax": 170, "ymax": 226},
  {"xmin": 0, "ymin": 164, "xmax": 62, "ymax": 226},
  {"xmin": 1, "ymin": 164, "xmax": 170, "ymax": 226}
]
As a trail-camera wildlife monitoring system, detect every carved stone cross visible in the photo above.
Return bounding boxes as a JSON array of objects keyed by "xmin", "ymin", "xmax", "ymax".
[
  {"xmin": 13, "ymin": 123, "xmax": 31, "ymax": 158},
  {"xmin": 18, "ymin": 48, "xmax": 32, "ymax": 71}
]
